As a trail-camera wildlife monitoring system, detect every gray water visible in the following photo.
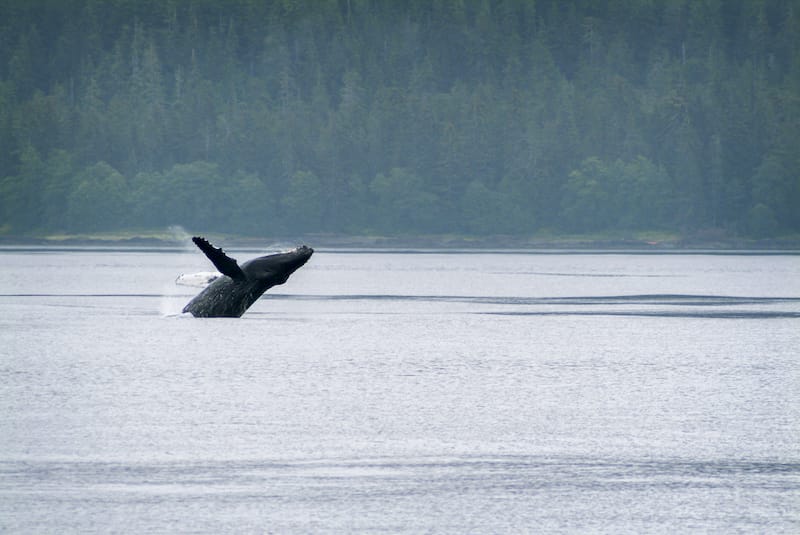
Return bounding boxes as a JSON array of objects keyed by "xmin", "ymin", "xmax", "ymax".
[{"xmin": 1, "ymin": 247, "xmax": 798, "ymax": 533}]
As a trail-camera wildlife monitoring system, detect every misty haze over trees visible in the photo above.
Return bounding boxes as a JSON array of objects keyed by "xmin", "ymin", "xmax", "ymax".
[{"xmin": 0, "ymin": 0, "xmax": 798, "ymax": 238}]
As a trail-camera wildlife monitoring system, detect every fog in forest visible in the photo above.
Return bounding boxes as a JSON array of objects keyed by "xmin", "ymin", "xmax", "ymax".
[{"xmin": 1, "ymin": 0, "xmax": 798, "ymax": 239}]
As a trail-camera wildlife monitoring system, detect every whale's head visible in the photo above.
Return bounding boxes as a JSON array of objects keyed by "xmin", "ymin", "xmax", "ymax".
[{"xmin": 244, "ymin": 245, "xmax": 314, "ymax": 284}]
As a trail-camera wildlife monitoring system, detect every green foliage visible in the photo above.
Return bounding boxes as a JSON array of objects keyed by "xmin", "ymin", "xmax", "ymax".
[
  {"xmin": 130, "ymin": 161, "xmax": 229, "ymax": 233},
  {"xmin": 227, "ymin": 171, "xmax": 277, "ymax": 236},
  {"xmin": 613, "ymin": 157, "xmax": 673, "ymax": 230},
  {"xmin": 561, "ymin": 158, "xmax": 614, "ymax": 232},
  {"xmin": 0, "ymin": 0, "xmax": 798, "ymax": 237},
  {"xmin": 462, "ymin": 180, "xmax": 499, "ymax": 235},
  {"xmin": 461, "ymin": 179, "xmax": 525, "ymax": 235},
  {"xmin": 0, "ymin": 146, "xmax": 78, "ymax": 233},
  {"xmin": 282, "ymin": 170, "xmax": 324, "ymax": 234},
  {"xmin": 130, "ymin": 163, "xmax": 277, "ymax": 235},
  {"xmin": 561, "ymin": 156, "xmax": 673, "ymax": 232},
  {"xmin": 40, "ymin": 149, "xmax": 76, "ymax": 229},
  {"xmin": 0, "ymin": 145, "xmax": 44, "ymax": 232},
  {"xmin": 748, "ymin": 204, "xmax": 779, "ymax": 238},
  {"xmin": 67, "ymin": 162, "xmax": 129, "ymax": 232},
  {"xmin": 752, "ymin": 150, "xmax": 800, "ymax": 231},
  {"xmin": 370, "ymin": 168, "xmax": 439, "ymax": 233}
]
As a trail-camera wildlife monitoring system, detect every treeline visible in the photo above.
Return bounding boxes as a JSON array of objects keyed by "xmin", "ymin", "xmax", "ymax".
[{"xmin": 1, "ymin": 0, "xmax": 798, "ymax": 237}]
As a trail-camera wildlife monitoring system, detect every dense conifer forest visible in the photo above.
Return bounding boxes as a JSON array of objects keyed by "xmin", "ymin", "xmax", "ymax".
[{"xmin": 1, "ymin": 0, "xmax": 798, "ymax": 238}]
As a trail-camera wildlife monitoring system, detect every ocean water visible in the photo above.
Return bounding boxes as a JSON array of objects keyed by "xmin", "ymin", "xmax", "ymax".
[{"xmin": 1, "ymin": 246, "xmax": 798, "ymax": 533}]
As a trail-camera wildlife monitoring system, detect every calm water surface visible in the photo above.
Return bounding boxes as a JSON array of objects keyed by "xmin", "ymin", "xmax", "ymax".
[{"xmin": 1, "ymin": 247, "xmax": 799, "ymax": 532}]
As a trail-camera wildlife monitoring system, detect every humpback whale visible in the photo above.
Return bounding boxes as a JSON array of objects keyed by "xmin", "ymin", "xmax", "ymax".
[{"xmin": 182, "ymin": 236, "xmax": 313, "ymax": 317}]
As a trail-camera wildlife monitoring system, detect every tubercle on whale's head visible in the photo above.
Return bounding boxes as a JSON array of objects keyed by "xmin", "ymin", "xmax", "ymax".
[
  {"xmin": 295, "ymin": 245, "xmax": 313, "ymax": 259},
  {"xmin": 287, "ymin": 245, "xmax": 313, "ymax": 270},
  {"xmin": 278, "ymin": 245, "xmax": 313, "ymax": 259}
]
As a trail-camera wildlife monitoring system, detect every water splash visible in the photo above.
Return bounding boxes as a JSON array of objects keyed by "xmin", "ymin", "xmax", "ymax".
[
  {"xmin": 159, "ymin": 281, "xmax": 188, "ymax": 316},
  {"xmin": 168, "ymin": 225, "xmax": 190, "ymax": 242}
]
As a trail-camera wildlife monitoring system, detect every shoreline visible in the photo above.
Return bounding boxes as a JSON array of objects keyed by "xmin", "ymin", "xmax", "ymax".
[{"xmin": 2, "ymin": 232, "xmax": 800, "ymax": 252}]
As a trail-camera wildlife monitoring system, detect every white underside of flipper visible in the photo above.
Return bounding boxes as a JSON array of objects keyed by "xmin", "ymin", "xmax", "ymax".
[{"xmin": 175, "ymin": 271, "xmax": 222, "ymax": 288}]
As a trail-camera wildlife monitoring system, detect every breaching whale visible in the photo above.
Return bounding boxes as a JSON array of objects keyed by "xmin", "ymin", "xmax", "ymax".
[{"xmin": 182, "ymin": 236, "xmax": 313, "ymax": 318}]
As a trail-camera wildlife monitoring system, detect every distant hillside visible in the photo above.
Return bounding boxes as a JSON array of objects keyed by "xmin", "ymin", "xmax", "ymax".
[{"xmin": 1, "ymin": 0, "xmax": 798, "ymax": 238}]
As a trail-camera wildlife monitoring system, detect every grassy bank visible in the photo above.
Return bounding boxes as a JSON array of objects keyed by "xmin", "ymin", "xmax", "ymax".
[{"xmin": 2, "ymin": 228, "xmax": 800, "ymax": 251}]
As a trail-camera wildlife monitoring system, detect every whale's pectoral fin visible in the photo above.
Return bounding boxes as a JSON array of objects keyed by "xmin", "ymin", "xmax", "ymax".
[{"xmin": 191, "ymin": 236, "xmax": 246, "ymax": 280}]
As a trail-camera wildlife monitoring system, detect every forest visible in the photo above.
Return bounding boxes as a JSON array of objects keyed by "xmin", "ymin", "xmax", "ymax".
[{"xmin": 0, "ymin": 0, "xmax": 798, "ymax": 239}]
